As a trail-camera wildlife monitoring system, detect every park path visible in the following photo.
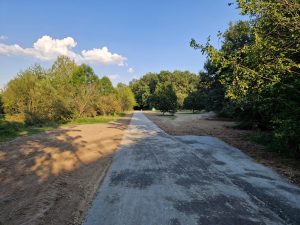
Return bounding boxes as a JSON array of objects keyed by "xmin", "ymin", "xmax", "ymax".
[{"xmin": 84, "ymin": 112, "xmax": 300, "ymax": 225}]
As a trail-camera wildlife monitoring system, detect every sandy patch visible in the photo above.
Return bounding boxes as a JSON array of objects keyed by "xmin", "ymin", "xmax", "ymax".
[{"xmin": 0, "ymin": 114, "xmax": 132, "ymax": 225}]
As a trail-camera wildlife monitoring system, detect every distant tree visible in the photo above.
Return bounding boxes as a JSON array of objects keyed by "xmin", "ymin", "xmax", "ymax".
[
  {"xmin": 183, "ymin": 91, "xmax": 204, "ymax": 113},
  {"xmin": 153, "ymin": 84, "xmax": 178, "ymax": 115},
  {"xmin": 99, "ymin": 76, "xmax": 114, "ymax": 95},
  {"xmin": 130, "ymin": 70, "xmax": 198, "ymax": 109},
  {"xmin": 71, "ymin": 64, "xmax": 100, "ymax": 118},
  {"xmin": 116, "ymin": 83, "xmax": 136, "ymax": 111},
  {"xmin": 130, "ymin": 81, "xmax": 151, "ymax": 109}
]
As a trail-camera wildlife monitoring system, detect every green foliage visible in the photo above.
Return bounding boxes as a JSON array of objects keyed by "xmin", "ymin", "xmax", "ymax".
[
  {"xmin": 198, "ymin": 62, "xmax": 228, "ymax": 113},
  {"xmin": 152, "ymin": 83, "xmax": 178, "ymax": 115},
  {"xmin": 2, "ymin": 64, "xmax": 65, "ymax": 125},
  {"xmin": 191, "ymin": 0, "xmax": 300, "ymax": 156},
  {"xmin": 130, "ymin": 81, "xmax": 151, "ymax": 109},
  {"xmin": 272, "ymin": 117, "xmax": 300, "ymax": 156},
  {"xmin": 183, "ymin": 91, "xmax": 204, "ymax": 113},
  {"xmin": 70, "ymin": 64, "xmax": 101, "ymax": 118},
  {"xmin": 116, "ymin": 83, "xmax": 136, "ymax": 111},
  {"xmin": 1, "ymin": 56, "xmax": 133, "ymax": 128},
  {"xmin": 97, "ymin": 94, "xmax": 122, "ymax": 116},
  {"xmin": 130, "ymin": 71, "xmax": 199, "ymax": 109},
  {"xmin": 71, "ymin": 64, "xmax": 98, "ymax": 85},
  {"xmin": 99, "ymin": 76, "xmax": 115, "ymax": 95}
]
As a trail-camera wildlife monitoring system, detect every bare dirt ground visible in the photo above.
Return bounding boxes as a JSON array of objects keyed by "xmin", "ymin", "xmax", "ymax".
[
  {"xmin": 0, "ymin": 114, "xmax": 132, "ymax": 225},
  {"xmin": 144, "ymin": 111, "xmax": 300, "ymax": 186}
]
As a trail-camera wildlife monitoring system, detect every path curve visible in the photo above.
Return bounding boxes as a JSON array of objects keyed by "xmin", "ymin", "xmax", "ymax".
[{"xmin": 84, "ymin": 112, "xmax": 300, "ymax": 225}]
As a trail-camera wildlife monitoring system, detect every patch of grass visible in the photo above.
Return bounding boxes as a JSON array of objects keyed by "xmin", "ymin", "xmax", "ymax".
[
  {"xmin": 0, "ymin": 119, "xmax": 59, "ymax": 142},
  {"xmin": 0, "ymin": 113, "xmax": 127, "ymax": 142},
  {"xmin": 67, "ymin": 113, "xmax": 126, "ymax": 125}
]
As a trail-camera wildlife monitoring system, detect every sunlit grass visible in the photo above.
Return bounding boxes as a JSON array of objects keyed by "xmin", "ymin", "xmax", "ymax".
[
  {"xmin": 0, "ymin": 113, "xmax": 127, "ymax": 142},
  {"xmin": 67, "ymin": 113, "xmax": 126, "ymax": 125}
]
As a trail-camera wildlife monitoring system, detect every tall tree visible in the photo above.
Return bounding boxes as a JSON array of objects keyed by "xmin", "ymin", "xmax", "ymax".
[
  {"xmin": 71, "ymin": 64, "xmax": 100, "ymax": 118},
  {"xmin": 191, "ymin": 0, "xmax": 300, "ymax": 155},
  {"xmin": 99, "ymin": 76, "xmax": 114, "ymax": 95},
  {"xmin": 153, "ymin": 83, "xmax": 178, "ymax": 115},
  {"xmin": 116, "ymin": 83, "xmax": 136, "ymax": 111},
  {"xmin": 130, "ymin": 80, "xmax": 151, "ymax": 109},
  {"xmin": 183, "ymin": 91, "xmax": 204, "ymax": 113}
]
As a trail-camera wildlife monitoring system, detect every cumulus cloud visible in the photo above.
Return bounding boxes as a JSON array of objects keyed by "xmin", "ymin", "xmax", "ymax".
[
  {"xmin": 82, "ymin": 47, "xmax": 126, "ymax": 66},
  {"xmin": 0, "ymin": 35, "xmax": 126, "ymax": 66},
  {"xmin": 128, "ymin": 67, "xmax": 134, "ymax": 73},
  {"xmin": 0, "ymin": 35, "xmax": 8, "ymax": 40}
]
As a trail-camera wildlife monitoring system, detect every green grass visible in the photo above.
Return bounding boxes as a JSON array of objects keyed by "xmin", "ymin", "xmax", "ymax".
[
  {"xmin": 0, "ymin": 120, "xmax": 59, "ymax": 142},
  {"xmin": 0, "ymin": 113, "xmax": 126, "ymax": 142},
  {"xmin": 67, "ymin": 113, "xmax": 125, "ymax": 125}
]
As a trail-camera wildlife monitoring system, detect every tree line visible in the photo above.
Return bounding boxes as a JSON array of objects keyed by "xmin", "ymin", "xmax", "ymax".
[
  {"xmin": 130, "ymin": 0, "xmax": 300, "ymax": 156},
  {"xmin": 0, "ymin": 56, "xmax": 136, "ymax": 125},
  {"xmin": 130, "ymin": 71, "xmax": 199, "ymax": 114}
]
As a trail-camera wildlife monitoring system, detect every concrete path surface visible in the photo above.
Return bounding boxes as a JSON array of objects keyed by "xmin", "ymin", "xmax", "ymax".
[{"xmin": 83, "ymin": 112, "xmax": 300, "ymax": 225}]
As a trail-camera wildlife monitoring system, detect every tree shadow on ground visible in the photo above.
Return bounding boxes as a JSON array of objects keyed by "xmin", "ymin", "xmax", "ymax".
[{"xmin": 0, "ymin": 115, "xmax": 132, "ymax": 225}]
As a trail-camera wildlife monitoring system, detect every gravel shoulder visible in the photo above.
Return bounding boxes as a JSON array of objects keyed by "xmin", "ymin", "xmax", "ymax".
[
  {"xmin": 0, "ymin": 114, "xmax": 132, "ymax": 225},
  {"xmin": 144, "ymin": 111, "xmax": 300, "ymax": 186}
]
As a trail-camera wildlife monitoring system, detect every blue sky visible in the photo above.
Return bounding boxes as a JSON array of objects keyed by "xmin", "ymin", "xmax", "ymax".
[{"xmin": 0, "ymin": 0, "xmax": 244, "ymax": 87}]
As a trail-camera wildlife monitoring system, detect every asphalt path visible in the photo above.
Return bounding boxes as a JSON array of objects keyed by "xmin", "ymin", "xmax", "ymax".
[{"xmin": 84, "ymin": 112, "xmax": 300, "ymax": 225}]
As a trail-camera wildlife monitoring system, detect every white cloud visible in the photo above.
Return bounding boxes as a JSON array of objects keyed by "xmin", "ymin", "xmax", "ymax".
[
  {"xmin": 82, "ymin": 47, "xmax": 126, "ymax": 66},
  {"xmin": 0, "ymin": 35, "xmax": 126, "ymax": 66},
  {"xmin": 108, "ymin": 74, "xmax": 119, "ymax": 80},
  {"xmin": 0, "ymin": 35, "xmax": 8, "ymax": 40},
  {"xmin": 128, "ymin": 67, "xmax": 134, "ymax": 73}
]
